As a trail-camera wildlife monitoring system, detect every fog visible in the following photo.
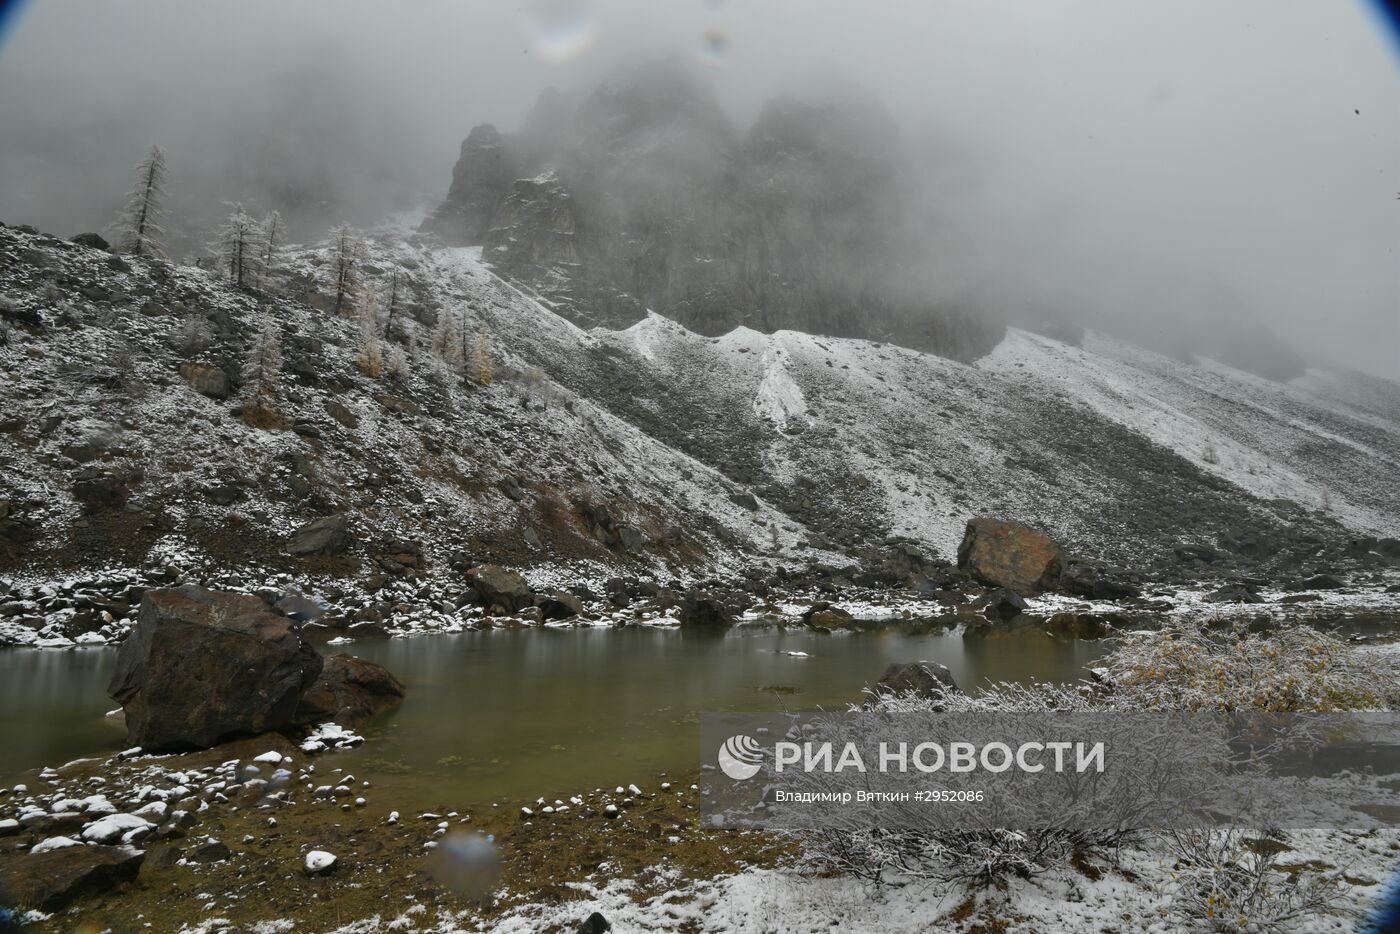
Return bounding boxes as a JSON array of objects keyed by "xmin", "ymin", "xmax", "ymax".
[{"xmin": 1, "ymin": 0, "xmax": 1396, "ymax": 377}]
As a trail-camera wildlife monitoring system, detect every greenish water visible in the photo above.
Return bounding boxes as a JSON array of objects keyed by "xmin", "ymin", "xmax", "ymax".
[{"xmin": 0, "ymin": 626, "xmax": 1104, "ymax": 806}]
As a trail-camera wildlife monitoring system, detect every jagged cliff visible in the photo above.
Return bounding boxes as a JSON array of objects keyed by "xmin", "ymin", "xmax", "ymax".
[{"xmin": 421, "ymin": 63, "xmax": 1002, "ymax": 361}]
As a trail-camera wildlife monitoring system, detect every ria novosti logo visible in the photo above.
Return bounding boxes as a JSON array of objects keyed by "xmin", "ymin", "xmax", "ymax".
[{"xmin": 717, "ymin": 734, "xmax": 765, "ymax": 780}]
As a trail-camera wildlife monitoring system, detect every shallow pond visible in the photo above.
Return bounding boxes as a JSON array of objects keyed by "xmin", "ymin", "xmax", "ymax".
[{"xmin": 0, "ymin": 625, "xmax": 1105, "ymax": 806}]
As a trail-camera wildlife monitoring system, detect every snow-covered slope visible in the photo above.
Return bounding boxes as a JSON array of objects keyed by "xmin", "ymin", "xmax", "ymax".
[
  {"xmin": 981, "ymin": 331, "xmax": 1400, "ymax": 538},
  {"xmin": 0, "ymin": 227, "xmax": 820, "ymax": 582},
  {"xmin": 2, "ymin": 222, "xmax": 1394, "ymax": 586},
  {"xmin": 419, "ymin": 245, "xmax": 1394, "ymax": 576}
]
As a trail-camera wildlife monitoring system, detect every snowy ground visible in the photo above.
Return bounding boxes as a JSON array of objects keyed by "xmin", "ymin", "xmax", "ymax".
[{"xmin": 304, "ymin": 828, "xmax": 1398, "ymax": 934}]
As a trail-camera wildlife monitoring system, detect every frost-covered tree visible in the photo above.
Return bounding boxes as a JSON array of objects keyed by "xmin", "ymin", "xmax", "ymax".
[
  {"xmin": 384, "ymin": 344, "xmax": 409, "ymax": 380},
  {"xmin": 243, "ymin": 320, "xmax": 283, "ymax": 426},
  {"xmin": 115, "ymin": 145, "xmax": 168, "ymax": 258},
  {"xmin": 470, "ymin": 329, "xmax": 493, "ymax": 386},
  {"xmin": 431, "ymin": 305, "xmax": 465, "ymax": 372},
  {"xmin": 257, "ymin": 210, "xmax": 285, "ymax": 292},
  {"xmin": 326, "ymin": 224, "xmax": 364, "ymax": 316},
  {"xmin": 383, "ymin": 268, "xmax": 405, "ymax": 341},
  {"xmin": 356, "ymin": 291, "xmax": 383, "ymax": 378},
  {"xmin": 216, "ymin": 205, "xmax": 261, "ymax": 289}
]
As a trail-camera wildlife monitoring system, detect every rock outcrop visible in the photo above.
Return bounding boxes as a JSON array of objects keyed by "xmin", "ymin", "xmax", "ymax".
[
  {"xmin": 677, "ymin": 590, "xmax": 734, "ymax": 628},
  {"xmin": 420, "ymin": 124, "xmax": 518, "ymax": 244},
  {"xmin": 0, "ymin": 843, "xmax": 144, "ymax": 911},
  {"xmin": 107, "ymin": 587, "xmax": 324, "ymax": 750},
  {"xmin": 287, "ymin": 513, "xmax": 352, "ymax": 557},
  {"xmin": 957, "ymin": 517, "xmax": 1064, "ymax": 595},
  {"xmin": 420, "ymin": 62, "xmax": 1002, "ymax": 360}
]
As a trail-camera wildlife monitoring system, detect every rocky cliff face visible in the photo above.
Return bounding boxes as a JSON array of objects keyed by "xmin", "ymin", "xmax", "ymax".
[
  {"xmin": 421, "ymin": 63, "xmax": 1003, "ymax": 361},
  {"xmin": 420, "ymin": 124, "xmax": 518, "ymax": 245}
]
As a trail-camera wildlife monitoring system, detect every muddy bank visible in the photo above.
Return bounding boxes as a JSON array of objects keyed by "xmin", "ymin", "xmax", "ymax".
[{"xmin": 0, "ymin": 736, "xmax": 780, "ymax": 932}]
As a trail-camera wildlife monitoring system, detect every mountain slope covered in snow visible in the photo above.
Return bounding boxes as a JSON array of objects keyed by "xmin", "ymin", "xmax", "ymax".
[{"xmin": 2, "ymin": 221, "xmax": 1396, "ymax": 587}]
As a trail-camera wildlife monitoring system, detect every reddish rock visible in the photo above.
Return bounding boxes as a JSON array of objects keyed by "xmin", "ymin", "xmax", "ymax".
[{"xmin": 956, "ymin": 517, "xmax": 1064, "ymax": 595}]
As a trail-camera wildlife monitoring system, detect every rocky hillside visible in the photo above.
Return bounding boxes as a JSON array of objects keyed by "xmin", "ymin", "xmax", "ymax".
[
  {"xmin": 2, "ymin": 219, "xmax": 1397, "ymax": 593},
  {"xmin": 0, "ymin": 222, "xmax": 822, "ymax": 587},
  {"xmin": 420, "ymin": 62, "xmax": 999, "ymax": 361}
]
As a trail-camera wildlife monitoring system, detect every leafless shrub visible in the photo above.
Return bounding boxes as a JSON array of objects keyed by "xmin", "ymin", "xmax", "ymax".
[
  {"xmin": 173, "ymin": 316, "xmax": 212, "ymax": 355},
  {"xmin": 1166, "ymin": 828, "xmax": 1349, "ymax": 931},
  {"xmin": 1104, "ymin": 620, "xmax": 1399, "ymax": 713}
]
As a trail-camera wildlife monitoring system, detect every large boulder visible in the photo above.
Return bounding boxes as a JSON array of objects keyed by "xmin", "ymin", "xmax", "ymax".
[
  {"xmin": 678, "ymin": 590, "xmax": 735, "ymax": 628},
  {"xmin": 536, "ymin": 590, "xmax": 584, "ymax": 620},
  {"xmin": 468, "ymin": 565, "xmax": 534, "ymax": 612},
  {"xmin": 288, "ymin": 513, "xmax": 352, "ymax": 556},
  {"xmin": 107, "ymin": 587, "xmax": 323, "ymax": 750},
  {"xmin": 957, "ymin": 517, "xmax": 1063, "ymax": 594},
  {"xmin": 0, "ymin": 844, "xmax": 143, "ymax": 911},
  {"xmin": 295, "ymin": 653, "xmax": 405, "ymax": 726},
  {"xmin": 801, "ymin": 603, "xmax": 856, "ymax": 630},
  {"xmin": 70, "ymin": 232, "xmax": 110, "ymax": 251}
]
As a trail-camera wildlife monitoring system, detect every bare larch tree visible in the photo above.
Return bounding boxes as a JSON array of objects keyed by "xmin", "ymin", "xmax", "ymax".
[
  {"xmin": 115, "ymin": 145, "xmax": 168, "ymax": 258},
  {"xmin": 217, "ymin": 205, "xmax": 261, "ymax": 289},
  {"xmin": 327, "ymin": 224, "xmax": 363, "ymax": 316}
]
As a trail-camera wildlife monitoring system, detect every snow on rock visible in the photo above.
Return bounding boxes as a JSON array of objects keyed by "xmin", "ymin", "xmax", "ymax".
[
  {"xmin": 751, "ymin": 344, "xmax": 809, "ymax": 433},
  {"xmin": 80, "ymin": 812, "xmax": 151, "ymax": 843},
  {"xmin": 30, "ymin": 835, "xmax": 81, "ymax": 853},
  {"xmin": 300, "ymin": 722, "xmax": 364, "ymax": 753},
  {"xmin": 304, "ymin": 849, "xmax": 337, "ymax": 874}
]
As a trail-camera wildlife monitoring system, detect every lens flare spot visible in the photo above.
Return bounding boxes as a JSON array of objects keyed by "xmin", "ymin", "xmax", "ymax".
[
  {"xmin": 527, "ymin": 0, "xmax": 597, "ymax": 65},
  {"xmin": 696, "ymin": 28, "xmax": 730, "ymax": 66}
]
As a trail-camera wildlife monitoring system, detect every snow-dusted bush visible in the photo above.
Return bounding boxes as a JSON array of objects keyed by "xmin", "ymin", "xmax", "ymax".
[
  {"xmin": 1166, "ymin": 828, "xmax": 1348, "ymax": 932},
  {"xmin": 1103, "ymin": 620, "xmax": 1399, "ymax": 713},
  {"xmin": 794, "ymin": 621, "xmax": 1394, "ymax": 903},
  {"xmin": 793, "ymin": 680, "xmax": 1134, "ymax": 886}
]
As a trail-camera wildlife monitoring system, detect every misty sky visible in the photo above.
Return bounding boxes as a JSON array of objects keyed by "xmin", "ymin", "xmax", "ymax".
[{"xmin": 1, "ymin": 0, "xmax": 1396, "ymax": 377}]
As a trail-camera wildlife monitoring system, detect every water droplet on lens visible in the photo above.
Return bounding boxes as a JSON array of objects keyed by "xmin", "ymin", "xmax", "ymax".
[
  {"xmin": 428, "ymin": 831, "xmax": 501, "ymax": 901},
  {"xmin": 697, "ymin": 28, "xmax": 729, "ymax": 66},
  {"xmin": 527, "ymin": 0, "xmax": 597, "ymax": 65}
]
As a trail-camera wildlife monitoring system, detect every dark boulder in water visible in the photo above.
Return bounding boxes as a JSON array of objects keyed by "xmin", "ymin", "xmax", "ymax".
[
  {"xmin": 108, "ymin": 586, "xmax": 323, "ymax": 750},
  {"xmin": 875, "ymin": 661, "xmax": 959, "ymax": 699}
]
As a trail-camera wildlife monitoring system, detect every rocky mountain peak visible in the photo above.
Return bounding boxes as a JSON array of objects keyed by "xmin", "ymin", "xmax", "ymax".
[{"xmin": 419, "ymin": 66, "xmax": 1001, "ymax": 361}]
